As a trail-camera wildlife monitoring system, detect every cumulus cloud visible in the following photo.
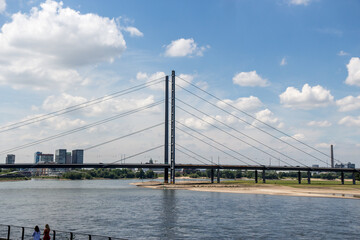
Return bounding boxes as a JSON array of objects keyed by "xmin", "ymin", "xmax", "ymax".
[
  {"xmin": 124, "ymin": 26, "xmax": 143, "ymax": 37},
  {"xmin": 345, "ymin": 57, "xmax": 360, "ymax": 86},
  {"xmin": 0, "ymin": 0, "xmax": 5, "ymax": 13},
  {"xmin": 233, "ymin": 71, "xmax": 269, "ymax": 87},
  {"xmin": 0, "ymin": 0, "xmax": 126, "ymax": 90},
  {"xmin": 195, "ymin": 81, "xmax": 208, "ymax": 90},
  {"xmin": 179, "ymin": 117, "xmax": 212, "ymax": 130},
  {"xmin": 307, "ymin": 120, "xmax": 332, "ymax": 127},
  {"xmin": 41, "ymin": 93, "xmax": 157, "ymax": 117},
  {"xmin": 280, "ymin": 57, "xmax": 287, "ymax": 66},
  {"xmin": 280, "ymin": 133, "xmax": 305, "ymax": 141},
  {"xmin": 338, "ymin": 50, "xmax": 349, "ymax": 56},
  {"xmin": 338, "ymin": 115, "xmax": 360, "ymax": 127},
  {"xmin": 288, "ymin": 0, "xmax": 311, "ymax": 6},
  {"xmin": 136, "ymin": 71, "xmax": 193, "ymax": 91},
  {"xmin": 164, "ymin": 38, "xmax": 209, "ymax": 57},
  {"xmin": 279, "ymin": 84, "xmax": 334, "ymax": 109},
  {"xmin": 14, "ymin": 112, "xmax": 86, "ymax": 131},
  {"xmin": 217, "ymin": 96, "xmax": 263, "ymax": 112},
  {"xmin": 336, "ymin": 95, "xmax": 360, "ymax": 112},
  {"xmin": 179, "ymin": 114, "xmax": 237, "ymax": 131},
  {"xmin": 316, "ymin": 143, "xmax": 332, "ymax": 149},
  {"xmin": 253, "ymin": 109, "xmax": 283, "ymax": 128}
]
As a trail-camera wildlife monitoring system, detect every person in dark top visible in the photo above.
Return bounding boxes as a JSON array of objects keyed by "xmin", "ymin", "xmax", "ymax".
[{"xmin": 43, "ymin": 224, "xmax": 50, "ymax": 240}]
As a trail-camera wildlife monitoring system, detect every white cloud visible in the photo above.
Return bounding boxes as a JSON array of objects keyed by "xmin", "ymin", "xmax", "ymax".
[
  {"xmin": 124, "ymin": 26, "xmax": 143, "ymax": 37},
  {"xmin": 338, "ymin": 115, "xmax": 360, "ymax": 127},
  {"xmin": 232, "ymin": 71, "xmax": 269, "ymax": 87},
  {"xmin": 164, "ymin": 38, "xmax": 209, "ymax": 57},
  {"xmin": 345, "ymin": 57, "xmax": 360, "ymax": 87},
  {"xmin": 279, "ymin": 84, "xmax": 334, "ymax": 109},
  {"xmin": 179, "ymin": 114, "xmax": 237, "ymax": 131},
  {"xmin": 280, "ymin": 133, "xmax": 305, "ymax": 141},
  {"xmin": 288, "ymin": 0, "xmax": 311, "ymax": 5},
  {"xmin": 0, "ymin": 0, "xmax": 6, "ymax": 13},
  {"xmin": 253, "ymin": 109, "xmax": 283, "ymax": 128},
  {"xmin": 280, "ymin": 57, "xmax": 287, "ymax": 66},
  {"xmin": 179, "ymin": 117, "xmax": 212, "ymax": 130},
  {"xmin": 316, "ymin": 143, "xmax": 331, "ymax": 149},
  {"xmin": 13, "ymin": 113, "xmax": 86, "ymax": 131},
  {"xmin": 217, "ymin": 96, "xmax": 263, "ymax": 112},
  {"xmin": 336, "ymin": 95, "xmax": 360, "ymax": 112},
  {"xmin": 136, "ymin": 71, "xmax": 193, "ymax": 91},
  {"xmin": 338, "ymin": 50, "xmax": 349, "ymax": 56},
  {"xmin": 307, "ymin": 120, "xmax": 332, "ymax": 127},
  {"xmin": 195, "ymin": 81, "xmax": 208, "ymax": 90},
  {"xmin": 0, "ymin": 0, "xmax": 126, "ymax": 90},
  {"xmin": 41, "ymin": 93, "xmax": 157, "ymax": 117},
  {"xmin": 136, "ymin": 71, "xmax": 166, "ymax": 90}
]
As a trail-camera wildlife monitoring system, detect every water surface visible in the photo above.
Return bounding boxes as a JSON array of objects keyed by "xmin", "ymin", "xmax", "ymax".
[{"xmin": 0, "ymin": 179, "xmax": 359, "ymax": 239}]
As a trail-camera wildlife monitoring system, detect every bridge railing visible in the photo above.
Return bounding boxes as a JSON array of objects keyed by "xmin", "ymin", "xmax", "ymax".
[{"xmin": 0, "ymin": 224, "xmax": 126, "ymax": 240}]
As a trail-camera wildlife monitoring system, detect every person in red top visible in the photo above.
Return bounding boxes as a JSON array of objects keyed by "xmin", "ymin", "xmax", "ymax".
[{"xmin": 43, "ymin": 224, "xmax": 50, "ymax": 240}]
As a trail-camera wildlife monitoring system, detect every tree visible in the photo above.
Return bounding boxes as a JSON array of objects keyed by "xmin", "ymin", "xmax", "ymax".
[
  {"xmin": 146, "ymin": 170, "xmax": 155, "ymax": 179},
  {"xmin": 136, "ymin": 169, "xmax": 145, "ymax": 179},
  {"xmin": 235, "ymin": 170, "xmax": 242, "ymax": 178}
]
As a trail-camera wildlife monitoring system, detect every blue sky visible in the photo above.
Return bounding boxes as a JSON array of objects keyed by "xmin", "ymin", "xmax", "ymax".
[{"xmin": 0, "ymin": 0, "xmax": 359, "ymax": 166}]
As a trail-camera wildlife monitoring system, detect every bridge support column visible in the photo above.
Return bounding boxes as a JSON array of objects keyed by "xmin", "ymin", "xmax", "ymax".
[
  {"xmin": 307, "ymin": 171, "xmax": 311, "ymax": 184},
  {"xmin": 341, "ymin": 171, "xmax": 344, "ymax": 185},
  {"xmin": 298, "ymin": 171, "xmax": 301, "ymax": 184},
  {"xmin": 210, "ymin": 168, "xmax": 214, "ymax": 183},
  {"xmin": 217, "ymin": 168, "xmax": 220, "ymax": 183},
  {"xmin": 164, "ymin": 168, "xmax": 169, "ymax": 184},
  {"xmin": 164, "ymin": 75, "xmax": 169, "ymax": 184},
  {"xmin": 170, "ymin": 70, "xmax": 176, "ymax": 184},
  {"xmin": 353, "ymin": 172, "xmax": 356, "ymax": 185},
  {"xmin": 262, "ymin": 169, "xmax": 266, "ymax": 183},
  {"xmin": 255, "ymin": 170, "xmax": 258, "ymax": 183}
]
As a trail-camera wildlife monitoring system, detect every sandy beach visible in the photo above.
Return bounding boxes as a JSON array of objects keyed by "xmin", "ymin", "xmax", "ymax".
[{"xmin": 133, "ymin": 180, "xmax": 360, "ymax": 199}]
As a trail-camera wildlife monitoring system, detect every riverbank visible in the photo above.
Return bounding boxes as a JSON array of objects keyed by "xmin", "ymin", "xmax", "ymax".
[{"xmin": 133, "ymin": 180, "xmax": 360, "ymax": 199}]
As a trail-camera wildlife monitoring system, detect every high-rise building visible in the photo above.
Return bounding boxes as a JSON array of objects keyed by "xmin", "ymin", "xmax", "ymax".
[
  {"xmin": 72, "ymin": 149, "xmax": 84, "ymax": 164},
  {"xmin": 347, "ymin": 162, "xmax": 356, "ymax": 169},
  {"xmin": 5, "ymin": 154, "xmax": 15, "ymax": 164},
  {"xmin": 55, "ymin": 149, "xmax": 67, "ymax": 164},
  {"xmin": 34, "ymin": 152, "xmax": 42, "ymax": 163},
  {"xmin": 66, "ymin": 152, "xmax": 72, "ymax": 164},
  {"xmin": 40, "ymin": 154, "xmax": 54, "ymax": 163}
]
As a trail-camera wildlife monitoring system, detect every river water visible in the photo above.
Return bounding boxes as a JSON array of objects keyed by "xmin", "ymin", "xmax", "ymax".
[{"xmin": 0, "ymin": 179, "xmax": 359, "ymax": 239}]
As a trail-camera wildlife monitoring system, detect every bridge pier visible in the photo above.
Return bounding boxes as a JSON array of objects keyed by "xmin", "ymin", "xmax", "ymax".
[
  {"xmin": 210, "ymin": 168, "xmax": 214, "ymax": 183},
  {"xmin": 341, "ymin": 171, "xmax": 344, "ymax": 185},
  {"xmin": 217, "ymin": 168, "xmax": 220, "ymax": 183},
  {"xmin": 298, "ymin": 171, "xmax": 301, "ymax": 184},
  {"xmin": 262, "ymin": 169, "xmax": 266, "ymax": 183},
  {"xmin": 352, "ymin": 172, "xmax": 356, "ymax": 185},
  {"xmin": 255, "ymin": 170, "xmax": 258, "ymax": 183},
  {"xmin": 164, "ymin": 168, "xmax": 169, "ymax": 184},
  {"xmin": 307, "ymin": 171, "xmax": 311, "ymax": 184}
]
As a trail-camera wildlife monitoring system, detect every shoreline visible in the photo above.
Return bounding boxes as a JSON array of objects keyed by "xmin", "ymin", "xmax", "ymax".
[{"xmin": 133, "ymin": 180, "xmax": 360, "ymax": 200}]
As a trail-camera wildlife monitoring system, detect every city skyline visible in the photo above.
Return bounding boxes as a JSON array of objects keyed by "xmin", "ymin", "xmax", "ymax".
[{"xmin": 0, "ymin": 0, "xmax": 359, "ymax": 166}]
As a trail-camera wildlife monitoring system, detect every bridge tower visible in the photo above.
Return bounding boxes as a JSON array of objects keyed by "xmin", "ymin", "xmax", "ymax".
[
  {"xmin": 170, "ymin": 70, "xmax": 176, "ymax": 184},
  {"xmin": 164, "ymin": 75, "xmax": 169, "ymax": 183}
]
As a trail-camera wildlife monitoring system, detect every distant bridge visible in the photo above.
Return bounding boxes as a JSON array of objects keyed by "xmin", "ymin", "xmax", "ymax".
[{"xmin": 1, "ymin": 163, "xmax": 359, "ymax": 185}]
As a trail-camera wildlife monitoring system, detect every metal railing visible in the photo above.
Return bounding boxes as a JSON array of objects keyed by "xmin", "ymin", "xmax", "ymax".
[{"xmin": 0, "ymin": 224, "xmax": 126, "ymax": 240}]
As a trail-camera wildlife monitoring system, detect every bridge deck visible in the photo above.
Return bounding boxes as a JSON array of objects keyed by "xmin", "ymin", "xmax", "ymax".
[{"xmin": 0, "ymin": 163, "xmax": 359, "ymax": 173}]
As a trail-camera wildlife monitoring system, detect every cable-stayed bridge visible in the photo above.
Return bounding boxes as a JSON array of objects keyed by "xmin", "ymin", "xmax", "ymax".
[{"xmin": 0, "ymin": 70, "xmax": 359, "ymax": 184}]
